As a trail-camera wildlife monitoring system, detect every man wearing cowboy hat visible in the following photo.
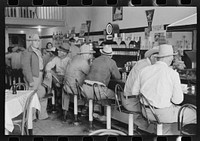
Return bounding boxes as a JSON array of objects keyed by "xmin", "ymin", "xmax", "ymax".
[
  {"xmin": 82, "ymin": 45, "xmax": 121, "ymax": 111},
  {"xmin": 21, "ymin": 34, "xmax": 49, "ymax": 120},
  {"xmin": 123, "ymin": 46, "xmax": 159, "ymax": 133},
  {"xmin": 132, "ymin": 44, "xmax": 196, "ymax": 126},
  {"xmin": 62, "ymin": 43, "xmax": 95, "ymax": 122}
]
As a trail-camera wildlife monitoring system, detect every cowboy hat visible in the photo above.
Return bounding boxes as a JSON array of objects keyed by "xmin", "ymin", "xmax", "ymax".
[
  {"xmin": 155, "ymin": 44, "xmax": 178, "ymax": 58},
  {"xmin": 144, "ymin": 46, "xmax": 159, "ymax": 58},
  {"xmin": 78, "ymin": 44, "xmax": 96, "ymax": 54},
  {"xmin": 100, "ymin": 45, "xmax": 113, "ymax": 55},
  {"xmin": 27, "ymin": 34, "xmax": 40, "ymax": 41}
]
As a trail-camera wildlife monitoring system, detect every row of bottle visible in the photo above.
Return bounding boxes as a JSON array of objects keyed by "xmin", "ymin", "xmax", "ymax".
[
  {"xmin": 5, "ymin": 7, "xmax": 37, "ymax": 19},
  {"xmin": 52, "ymin": 32, "xmax": 74, "ymax": 41},
  {"xmin": 113, "ymin": 51, "xmax": 140, "ymax": 56}
]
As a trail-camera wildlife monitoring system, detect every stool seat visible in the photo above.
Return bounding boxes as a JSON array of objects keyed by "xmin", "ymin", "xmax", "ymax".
[
  {"xmin": 117, "ymin": 106, "xmax": 136, "ymax": 114},
  {"xmin": 181, "ymin": 124, "xmax": 196, "ymax": 135}
]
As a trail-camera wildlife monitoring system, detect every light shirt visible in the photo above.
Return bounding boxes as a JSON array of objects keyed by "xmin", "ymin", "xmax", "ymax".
[
  {"xmin": 46, "ymin": 56, "xmax": 71, "ymax": 76},
  {"xmin": 5, "ymin": 52, "xmax": 22, "ymax": 69},
  {"xmin": 32, "ymin": 46, "xmax": 44, "ymax": 70},
  {"xmin": 124, "ymin": 58, "xmax": 151, "ymax": 96},
  {"xmin": 132, "ymin": 61, "xmax": 183, "ymax": 109}
]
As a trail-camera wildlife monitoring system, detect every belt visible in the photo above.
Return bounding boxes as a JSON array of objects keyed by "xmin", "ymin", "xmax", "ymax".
[
  {"xmin": 39, "ymin": 70, "xmax": 43, "ymax": 72},
  {"xmin": 142, "ymin": 104, "xmax": 159, "ymax": 109},
  {"xmin": 123, "ymin": 95, "xmax": 138, "ymax": 99},
  {"xmin": 83, "ymin": 81, "xmax": 105, "ymax": 87}
]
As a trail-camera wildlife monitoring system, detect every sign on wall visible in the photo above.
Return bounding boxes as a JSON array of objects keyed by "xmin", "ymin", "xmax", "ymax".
[{"xmin": 113, "ymin": 7, "xmax": 123, "ymax": 21}]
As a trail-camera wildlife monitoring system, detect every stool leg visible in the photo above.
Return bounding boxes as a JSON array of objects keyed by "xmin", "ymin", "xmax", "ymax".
[
  {"xmin": 128, "ymin": 114, "xmax": 134, "ymax": 135},
  {"xmin": 74, "ymin": 94, "xmax": 79, "ymax": 125},
  {"xmin": 89, "ymin": 99, "xmax": 95, "ymax": 131},
  {"xmin": 51, "ymin": 89, "xmax": 56, "ymax": 113},
  {"xmin": 106, "ymin": 105, "xmax": 111, "ymax": 129},
  {"xmin": 9, "ymin": 76, "xmax": 12, "ymax": 86},
  {"xmin": 157, "ymin": 124, "xmax": 163, "ymax": 135}
]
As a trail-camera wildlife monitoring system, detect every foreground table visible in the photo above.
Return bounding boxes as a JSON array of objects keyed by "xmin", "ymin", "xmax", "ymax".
[{"xmin": 5, "ymin": 90, "xmax": 41, "ymax": 135}]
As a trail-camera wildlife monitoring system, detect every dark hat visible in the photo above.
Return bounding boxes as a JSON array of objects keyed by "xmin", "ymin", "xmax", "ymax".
[
  {"xmin": 57, "ymin": 46, "xmax": 70, "ymax": 53},
  {"xmin": 69, "ymin": 37, "xmax": 76, "ymax": 42}
]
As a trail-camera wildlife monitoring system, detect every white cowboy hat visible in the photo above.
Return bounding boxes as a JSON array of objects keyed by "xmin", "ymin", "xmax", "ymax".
[
  {"xmin": 100, "ymin": 45, "xmax": 113, "ymax": 55},
  {"xmin": 155, "ymin": 44, "xmax": 178, "ymax": 58},
  {"xmin": 144, "ymin": 46, "xmax": 159, "ymax": 58},
  {"xmin": 27, "ymin": 34, "xmax": 40, "ymax": 41},
  {"xmin": 78, "ymin": 44, "xmax": 96, "ymax": 54}
]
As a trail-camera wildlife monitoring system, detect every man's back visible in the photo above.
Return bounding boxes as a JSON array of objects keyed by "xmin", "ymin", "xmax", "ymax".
[
  {"xmin": 132, "ymin": 61, "xmax": 183, "ymax": 108},
  {"xmin": 86, "ymin": 55, "xmax": 121, "ymax": 86},
  {"xmin": 64, "ymin": 55, "xmax": 90, "ymax": 89},
  {"xmin": 124, "ymin": 58, "xmax": 151, "ymax": 96}
]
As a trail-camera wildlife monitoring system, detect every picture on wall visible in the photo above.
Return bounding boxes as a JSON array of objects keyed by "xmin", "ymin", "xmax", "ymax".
[{"xmin": 113, "ymin": 7, "xmax": 123, "ymax": 21}]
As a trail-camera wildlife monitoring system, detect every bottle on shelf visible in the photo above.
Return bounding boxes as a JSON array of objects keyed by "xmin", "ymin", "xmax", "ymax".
[{"xmin": 12, "ymin": 79, "xmax": 17, "ymax": 94}]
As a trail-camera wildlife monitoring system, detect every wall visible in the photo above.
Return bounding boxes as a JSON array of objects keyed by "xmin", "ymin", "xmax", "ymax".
[
  {"xmin": 5, "ymin": 28, "xmax": 41, "ymax": 52},
  {"xmin": 63, "ymin": 7, "xmax": 196, "ymax": 32}
]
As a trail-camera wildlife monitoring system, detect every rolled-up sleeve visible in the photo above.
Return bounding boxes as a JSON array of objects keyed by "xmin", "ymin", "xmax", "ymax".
[{"xmin": 171, "ymin": 72, "xmax": 184, "ymax": 104}]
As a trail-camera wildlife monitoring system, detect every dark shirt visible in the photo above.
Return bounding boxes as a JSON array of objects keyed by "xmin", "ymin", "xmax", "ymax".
[{"xmin": 86, "ymin": 55, "xmax": 121, "ymax": 86}]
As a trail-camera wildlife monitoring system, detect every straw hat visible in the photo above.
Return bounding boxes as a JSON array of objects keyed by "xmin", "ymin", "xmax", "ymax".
[
  {"xmin": 27, "ymin": 34, "xmax": 40, "ymax": 41},
  {"xmin": 144, "ymin": 46, "xmax": 159, "ymax": 58},
  {"xmin": 155, "ymin": 44, "xmax": 178, "ymax": 58},
  {"xmin": 100, "ymin": 45, "xmax": 113, "ymax": 55},
  {"xmin": 78, "ymin": 44, "xmax": 96, "ymax": 54}
]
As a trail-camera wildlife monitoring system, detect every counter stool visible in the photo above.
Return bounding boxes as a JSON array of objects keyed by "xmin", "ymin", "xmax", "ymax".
[
  {"xmin": 138, "ymin": 93, "xmax": 163, "ymax": 135},
  {"xmin": 92, "ymin": 83, "xmax": 114, "ymax": 130},
  {"xmin": 114, "ymin": 84, "xmax": 137, "ymax": 135},
  {"xmin": 178, "ymin": 104, "xmax": 196, "ymax": 135},
  {"xmin": 10, "ymin": 83, "xmax": 27, "ymax": 90}
]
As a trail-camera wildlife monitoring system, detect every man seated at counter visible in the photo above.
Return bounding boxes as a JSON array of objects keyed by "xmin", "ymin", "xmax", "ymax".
[
  {"xmin": 132, "ymin": 44, "xmax": 196, "ymax": 125},
  {"xmin": 123, "ymin": 46, "xmax": 159, "ymax": 133},
  {"xmin": 62, "ymin": 44, "xmax": 95, "ymax": 122},
  {"xmin": 82, "ymin": 45, "xmax": 121, "ymax": 112}
]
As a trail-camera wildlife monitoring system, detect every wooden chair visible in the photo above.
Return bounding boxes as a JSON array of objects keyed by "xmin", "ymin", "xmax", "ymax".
[
  {"xmin": 178, "ymin": 104, "xmax": 197, "ymax": 135},
  {"xmin": 138, "ymin": 93, "xmax": 163, "ymax": 135},
  {"xmin": 89, "ymin": 129, "xmax": 126, "ymax": 135},
  {"xmin": 114, "ymin": 84, "xmax": 138, "ymax": 135},
  {"xmin": 12, "ymin": 90, "xmax": 37, "ymax": 135}
]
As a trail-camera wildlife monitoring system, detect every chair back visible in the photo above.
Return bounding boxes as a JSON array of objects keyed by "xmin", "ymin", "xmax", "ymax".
[
  {"xmin": 89, "ymin": 129, "xmax": 127, "ymax": 135},
  {"xmin": 178, "ymin": 104, "xmax": 196, "ymax": 135},
  {"xmin": 21, "ymin": 90, "xmax": 37, "ymax": 135},
  {"xmin": 138, "ymin": 93, "xmax": 161, "ymax": 124},
  {"xmin": 114, "ymin": 84, "xmax": 124, "ymax": 112},
  {"xmin": 10, "ymin": 83, "xmax": 27, "ymax": 90},
  {"xmin": 92, "ymin": 83, "xmax": 110, "ymax": 106},
  {"xmin": 63, "ymin": 79, "xmax": 76, "ymax": 95},
  {"xmin": 75, "ymin": 79, "xmax": 88, "ymax": 100}
]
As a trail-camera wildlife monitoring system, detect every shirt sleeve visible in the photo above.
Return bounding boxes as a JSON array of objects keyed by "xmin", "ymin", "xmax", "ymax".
[
  {"xmin": 45, "ymin": 58, "xmax": 57, "ymax": 72},
  {"xmin": 171, "ymin": 71, "xmax": 184, "ymax": 104},
  {"xmin": 110, "ymin": 60, "xmax": 121, "ymax": 80},
  {"xmin": 21, "ymin": 51, "xmax": 34, "ymax": 83},
  {"xmin": 131, "ymin": 71, "xmax": 141, "ymax": 96}
]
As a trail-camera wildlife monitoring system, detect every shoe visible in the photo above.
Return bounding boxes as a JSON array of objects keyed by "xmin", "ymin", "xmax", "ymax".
[{"xmin": 43, "ymin": 93, "xmax": 53, "ymax": 99}]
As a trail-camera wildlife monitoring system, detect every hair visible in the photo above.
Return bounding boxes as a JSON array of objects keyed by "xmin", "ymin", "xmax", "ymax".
[{"xmin": 46, "ymin": 42, "xmax": 53, "ymax": 49}]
